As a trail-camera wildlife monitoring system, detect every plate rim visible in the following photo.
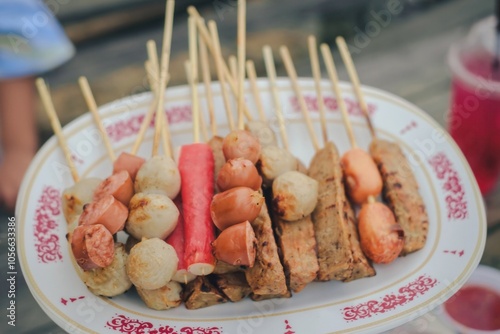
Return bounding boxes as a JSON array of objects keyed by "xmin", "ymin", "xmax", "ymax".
[{"xmin": 16, "ymin": 78, "xmax": 487, "ymax": 334}]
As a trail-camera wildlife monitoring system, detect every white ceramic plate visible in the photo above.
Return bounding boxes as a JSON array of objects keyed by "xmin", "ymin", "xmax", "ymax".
[{"xmin": 17, "ymin": 79, "xmax": 486, "ymax": 334}]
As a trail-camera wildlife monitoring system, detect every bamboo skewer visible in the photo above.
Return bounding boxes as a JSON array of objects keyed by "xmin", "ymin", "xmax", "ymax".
[
  {"xmin": 146, "ymin": 40, "xmax": 170, "ymax": 155},
  {"xmin": 152, "ymin": 0, "xmax": 175, "ymax": 157},
  {"xmin": 208, "ymin": 20, "xmax": 235, "ymax": 131},
  {"xmin": 263, "ymin": 45, "xmax": 289, "ymax": 150},
  {"xmin": 320, "ymin": 43, "xmax": 357, "ymax": 149},
  {"xmin": 237, "ymin": 0, "xmax": 246, "ymax": 130},
  {"xmin": 145, "ymin": 59, "xmax": 171, "ymax": 154},
  {"xmin": 246, "ymin": 60, "xmax": 266, "ymax": 122},
  {"xmin": 188, "ymin": 17, "xmax": 200, "ymax": 143},
  {"xmin": 78, "ymin": 77, "xmax": 116, "ymax": 162},
  {"xmin": 187, "ymin": 7, "xmax": 253, "ymax": 121},
  {"xmin": 308, "ymin": 36, "xmax": 328, "ymax": 146},
  {"xmin": 336, "ymin": 36, "xmax": 376, "ymax": 138},
  {"xmin": 229, "ymin": 55, "xmax": 238, "ymax": 82},
  {"xmin": 199, "ymin": 29, "xmax": 217, "ymax": 136},
  {"xmin": 279, "ymin": 45, "xmax": 320, "ymax": 152},
  {"xmin": 130, "ymin": 87, "xmax": 163, "ymax": 156},
  {"xmin": 36, "ymin": 78, "xmax": 79, "ymax": 183}
]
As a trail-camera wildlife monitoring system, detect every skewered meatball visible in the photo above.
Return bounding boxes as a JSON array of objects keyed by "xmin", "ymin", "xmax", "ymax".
[
  {"xmin": 126, "ymin": 238, "xmax": 178, "ymax": 290},
  {"xmin": 62, "ymin": 177, "xmax": 102, "ymax": 223},
  {"xmin": 135, "ymin": 156, "xmax": 181, "ymax": 199},
  {"xmin": 83, "ymin": 243, "xmax": 132, "ymax": 297},
  {"xmin": 258, "ymin": 145, "xmax": 297, "ymax": 185},
  {"xmin": 126, "ymin": 193, "xmax": 179, "ymax": 240},
  {"xmin": 272, "ymin": 171, "xmax": 319, "ymax": 221}
]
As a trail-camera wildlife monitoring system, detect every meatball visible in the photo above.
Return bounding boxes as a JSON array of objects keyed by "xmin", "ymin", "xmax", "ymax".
[
  {"xmin": 272, "ymin": 171, "xmax": 319, "ymax": 221},
  {"xmin": 258, "ymin": 145, "xmax": 297, "ymax": 185},
  {"xmin": 135, "ymin": 156, "xmax": 181, "ymax": 199},
  {"xmin": 126, "ymin": 238, "xmax": 178, "ymax": 290},
  {"xmin": 83, "ymin": 243, "xmax": 132, "ymax": 297},
  {"xmin": 126, "ymin": 193, "xmax": 179, "ymax": 240},
  {"xmin": 62, "ymin": 177, "xmax": 102, "ymax": 223}
]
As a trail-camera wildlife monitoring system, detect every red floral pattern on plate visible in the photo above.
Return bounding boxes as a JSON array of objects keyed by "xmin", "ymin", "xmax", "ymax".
[
  {"xmin": 33, "ymin": 186, "xmax": 62, "ymax": 263},
  {"xmin": 289, "ymin": 95, "xmax": 377, "ymax": 116},
  {"xmin": 106, "ymin": 314, "xmax": 222, "ymax": 334},
  {"xmin": 283, "ymin": 319, "xmax": 295, "ymax": 334},
  {"xmin": 342, "ymin": 275, "xmax": 438, "ymax": 321},
  {"xmin": 106, "ymin": 106, "xmax": 192, "ymax": 143},
  {"xmin": 428, "ymin": 152, "xmax": 468, "ymax": 219},
  {"xmin": 400, "ymin": 120, "xmax": 417, "ymax": 135},
  {"xmin": 443, "ymin": 249, "xmax": 465, "ymax": 257},
  {"xmin": 61, "ymin": 296, "xmax": 85, "ymax": 305}
]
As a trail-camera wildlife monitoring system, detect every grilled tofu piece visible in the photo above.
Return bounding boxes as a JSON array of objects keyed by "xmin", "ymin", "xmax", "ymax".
[
  {"xmin": 370, "ymin": 139, "xmax": 429, "ymax": 255},
  {"xmin": 308, "ymin": 142, "xmax": 354, "ymax": 281},
  {"xmin": 184, "ymin": 276, "xmax": 227, "ymax": 310},
  {"xmin": 214, "ymin": 272, "xmax": 252, "ymax": 302},
  {"xmin": 250, "ymin": 289, "xmax": 292, "ymax": 301},
  {"xmin": 213, "ymin": 260, "xmax": 243, "ymax": 275},
  {"xmin": 272, "ymin": 214, "xmax": 319, "ymax": 292},
  {"xmin": 343, "ymin": 200, "xmax": 376, "ymax": 282},
  {"xmin": 245, "ymin": 200, "xmax": 288, "ymax": 296}
]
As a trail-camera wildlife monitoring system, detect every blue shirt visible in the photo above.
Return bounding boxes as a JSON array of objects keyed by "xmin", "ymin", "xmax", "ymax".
[{"xmin": 0, "ymin": 0, "xmax": 74, "ymax": 79}]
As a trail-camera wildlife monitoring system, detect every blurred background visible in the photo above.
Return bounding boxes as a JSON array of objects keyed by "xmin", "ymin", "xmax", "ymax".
[{"xmin": 1, "ymin": 0, "xmax": 499, "ymax": 332}]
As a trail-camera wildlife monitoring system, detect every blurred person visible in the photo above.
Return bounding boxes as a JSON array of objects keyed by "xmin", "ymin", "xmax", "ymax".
[{"xmin": 0, "ymin": 0, "xmax": 74, "ymax": 210}]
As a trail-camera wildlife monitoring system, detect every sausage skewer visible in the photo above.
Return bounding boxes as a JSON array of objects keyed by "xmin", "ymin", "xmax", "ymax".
[
  {"xmin": 324, "ymin": 37, "xmax": 403, "ymax": 264},
  {"xmin": 320, "ymin": 44, "xmax": 381, "ymax": 204},
  {"xmin": 36, "ymin": 79, "xmax": 117, "ymax": 271},
  {"xmin": 336, "ymin": 36, "xmax": 428, "ymax": 256}
]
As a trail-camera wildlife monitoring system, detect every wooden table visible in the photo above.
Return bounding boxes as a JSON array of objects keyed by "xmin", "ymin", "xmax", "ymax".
[{"xmin": 2, "ymin": 0, "xmax": 498, "ymax": 332}]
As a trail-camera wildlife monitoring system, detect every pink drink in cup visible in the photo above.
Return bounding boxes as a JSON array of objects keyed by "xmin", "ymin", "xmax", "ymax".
[{"xmin": 448, "ymin": 17, "xmax": 500, "ymax": 195}]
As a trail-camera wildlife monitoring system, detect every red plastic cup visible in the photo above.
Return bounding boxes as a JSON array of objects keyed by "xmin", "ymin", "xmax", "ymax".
[{"xmin": 448, "ymin": 17, "xmax": 500, "ymax": 195}]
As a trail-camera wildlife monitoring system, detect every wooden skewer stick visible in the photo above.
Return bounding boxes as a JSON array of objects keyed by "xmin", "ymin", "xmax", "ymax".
[
  {"xmin": 320, "ymin": 43, "xmax": 357, "ymax": 148},
  {"xmin": 208, "ymin": 20, "xmax": 235, "ymax": 131},
  {"xmin": 308, "ymin": 36, "xmax": 328, "ymax": 145},
  {"xmin": 279, "ymin": 45, "xmax": 320, "ymax": 152},
  {"xmin": 336, "ymin": 36, "xmax": 376, "ymax": 138},
  {"xmin": 152, "ymin": 0, "xmax": 175, "ymax": 157},
  {"xmin": 78, "ymin": 76, "xmax": 116, "ymax": 162},
  {"xmin": 246, "ymin": 60, "xmax": 266, "ymax": 122},
  {"xmin": 36, "ymin": 78, "xmax": 79, "ymax": 183},
  {"xmin": 187, "ymin": 7, "xmax": 253, "ymax": 121},
  {"xmin": 188, "ymin": 16, "xmax": 208, "ymax": 142},
  {"xmin": 146, "ymin": 41, "xmax": 170, "ymax": 154},
  {"xmin": 185, "ymin": 61, "xmax": 201, "ymax": 143},
  {"xmin": 263, "ymin": 45, "xmax": 289, "ymax": 150},
  {"xmin": 198, "ymin": 26, "xmax": 217, "ymax": 136},
  {"xmin": 145, "ymin": 59, "xmax": 170, "ymax": 155},
  {"xmin": 229, "ymin": 55, "xmax": 238, "ymax": 82},
  {"xmin": 130, "ymin": 84, "xmax": 164, "ymax": 155},
  {"xmin": 237, "ymin": 0, "xmax": 246, "ymax": 130}
]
